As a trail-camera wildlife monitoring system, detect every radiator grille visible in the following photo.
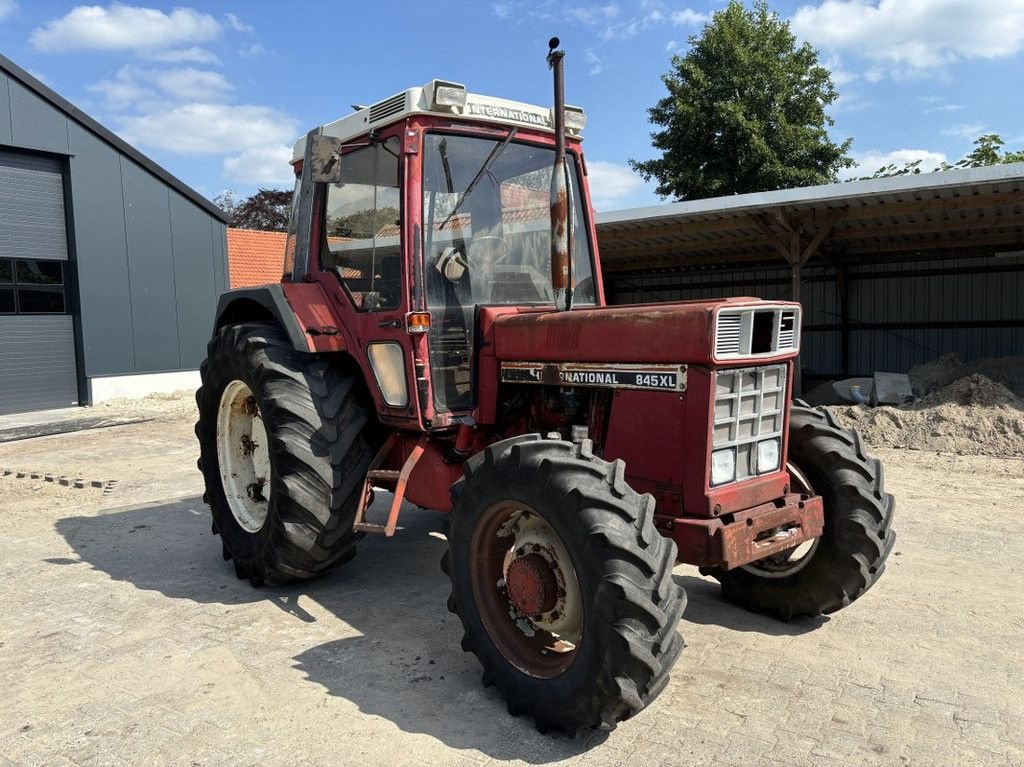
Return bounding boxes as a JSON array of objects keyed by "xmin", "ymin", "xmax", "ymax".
[
  {"xmin": 712, "ymin": 365, "xmax": 787, "ymax": 485},
  {"xmin": 715, "ymin": 313, "xmax": 743, "ymax": 357},
  {"xmin": 714, "ymin": 306, "xmax": 801, "ymax": 360}
]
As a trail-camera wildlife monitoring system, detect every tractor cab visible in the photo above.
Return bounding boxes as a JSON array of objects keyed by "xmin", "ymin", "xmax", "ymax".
[{"xmin": 285, "ymin": 78, "xmax": 602, "ymax": 428}]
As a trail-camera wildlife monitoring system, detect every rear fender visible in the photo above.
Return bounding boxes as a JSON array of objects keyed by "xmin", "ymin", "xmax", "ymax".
[
  {"xmin": 214, "ymin": 285, "xmax": 311, "ymax": 351},
  {"xmin": 215, "ymin": 283, "xmax": 352, "ymax": 355}
]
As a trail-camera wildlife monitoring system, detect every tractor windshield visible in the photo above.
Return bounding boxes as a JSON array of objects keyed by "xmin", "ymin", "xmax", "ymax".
[{"xmin": 421, "ymin": 132, "xmax": 596, "ymax": 413}]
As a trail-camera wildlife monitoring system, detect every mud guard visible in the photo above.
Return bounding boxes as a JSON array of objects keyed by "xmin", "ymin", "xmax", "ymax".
[{"xmin": 214, "ymin": 285, "xmax": 310, "ymax": 352}]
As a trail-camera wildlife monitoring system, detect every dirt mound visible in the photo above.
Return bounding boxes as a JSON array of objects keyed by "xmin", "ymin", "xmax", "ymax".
[
  {"xmin": 910, "ymin": 353, "xmax": 1024, "ymax": 398},
  {"xmin": 89, "ymin": 388, "xmax": 198, "ymax": 421},
  {"xmin": 908, "ymin": 352, "xmax": 964, "ymax": 397},
  {"xmin": 829, "ymin": 373, "xmax": 1024, "ymax": 458}
]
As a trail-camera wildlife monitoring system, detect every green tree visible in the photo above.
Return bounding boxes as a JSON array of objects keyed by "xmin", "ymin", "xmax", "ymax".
[
  {"xmin": 327, "ymin": 207, "xmax": 400, "ymax": 238},
  {"xmin": 630, "ymin": 0, "xmax": 852, "ymax": 200},
  {"xmin": 854, "ymin": 134, "xmax": 1024, "ymax": 180}
]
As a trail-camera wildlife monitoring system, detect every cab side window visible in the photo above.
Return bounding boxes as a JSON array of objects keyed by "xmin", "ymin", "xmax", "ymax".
[{"xmin": 321, "ymin": 136, "xmax": 402, "ymax": 311}]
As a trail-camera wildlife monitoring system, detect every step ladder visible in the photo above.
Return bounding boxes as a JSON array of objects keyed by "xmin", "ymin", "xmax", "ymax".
[{"xmin": 352, "ymin": 434, "xmax": 427, "ymax": 536}]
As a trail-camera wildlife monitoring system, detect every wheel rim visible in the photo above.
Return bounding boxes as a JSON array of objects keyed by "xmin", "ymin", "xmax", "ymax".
[
  {"xmin": 216, "ymin": 380, "xmax": 272, "ymax": 534},
  {"xmin": 469, "ymin": 502, "xmax": 583, "ymax": 679},
  {"xmin": 739, "ymin": 462, "xmax": 820, "ymax": 579}
]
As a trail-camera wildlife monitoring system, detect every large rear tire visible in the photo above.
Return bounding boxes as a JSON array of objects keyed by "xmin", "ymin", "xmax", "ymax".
[
  {"xmin": 443, "ymin": 435, "xmax": 686, "ymax": 733},
  {"xmin": 195, "ymin": 322, "xmax": 378, "ymax": 585},
  {"xmin": 704, "ymin": 404, "xmax": 896, "ymax": 620}
]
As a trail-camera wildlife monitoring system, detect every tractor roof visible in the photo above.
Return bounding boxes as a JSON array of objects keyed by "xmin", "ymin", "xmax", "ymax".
[{"xmin": 291, "ymin": 80, "xmax": 586, "ymax": 163}]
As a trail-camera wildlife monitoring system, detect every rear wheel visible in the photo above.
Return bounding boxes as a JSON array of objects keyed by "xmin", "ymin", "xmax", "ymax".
[
  {"xmin": 444, "ymin": 435, "xmax": 686, "ymax": 732},
  {"xmin": 195, "ymin": 322, "xmax": 379, "ymax": 585},
  {"xmin": 704, "ymin": 404, "xmax": 896, "ymax": 619}
]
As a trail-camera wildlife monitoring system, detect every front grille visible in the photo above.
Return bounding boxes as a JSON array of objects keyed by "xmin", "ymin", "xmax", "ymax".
[
  {"xmin": 714, "ymin": 306, "xmax": 800, "ymax": 360},
  {"xmin": 712, "ymin": 364, "xmax": 787, "ymax": 485}
]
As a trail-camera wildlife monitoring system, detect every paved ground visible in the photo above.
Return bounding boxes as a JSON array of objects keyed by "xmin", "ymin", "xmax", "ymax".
[{"xmin": 1, "ymin": 396, "xmax": 1022, "ymax": 766}]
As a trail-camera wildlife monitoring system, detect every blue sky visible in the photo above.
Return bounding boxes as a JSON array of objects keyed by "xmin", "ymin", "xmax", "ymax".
[{"xmin": 1, "ymin": 0, "xmax": 1022, "ymax": 211}]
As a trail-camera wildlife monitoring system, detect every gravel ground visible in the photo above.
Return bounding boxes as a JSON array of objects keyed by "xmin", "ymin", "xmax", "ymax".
[{"xmin": 1, "ymin": 394, "xmax": 1022, "ymax": 767}]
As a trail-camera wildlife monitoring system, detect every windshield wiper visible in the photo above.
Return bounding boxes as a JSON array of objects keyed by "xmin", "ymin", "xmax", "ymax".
[{"xmin": 438, "ymin": 128, "xmax": 518, "ymax": 230}]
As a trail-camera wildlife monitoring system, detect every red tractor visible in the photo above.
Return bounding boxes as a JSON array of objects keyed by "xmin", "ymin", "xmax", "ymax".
[{"xmin": 196, "ymin": 42, "xmax": 894, "ymax": 733}]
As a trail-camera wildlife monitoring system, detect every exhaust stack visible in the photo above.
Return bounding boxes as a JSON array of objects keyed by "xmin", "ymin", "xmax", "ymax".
[{"xmin": 547, "ymin": 38, "xmax": 572, "ymax": 311}]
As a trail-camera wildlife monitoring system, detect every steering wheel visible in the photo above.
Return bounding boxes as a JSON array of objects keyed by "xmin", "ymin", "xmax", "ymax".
[{"xmin": 472, "ymin": 235, "xmax": 511, "ymax": 267}]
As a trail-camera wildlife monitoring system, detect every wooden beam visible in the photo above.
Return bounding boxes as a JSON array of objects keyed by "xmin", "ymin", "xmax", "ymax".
[
  {"xmin": 799, "ymin": 209, "xmax": 846, "ymax": 264},
  {"xmin": 749, "ymin": 214, "xmax": 794, "ymax": 261}
]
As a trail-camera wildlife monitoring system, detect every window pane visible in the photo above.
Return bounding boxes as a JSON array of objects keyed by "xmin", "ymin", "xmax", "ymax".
[
  {"xmin": 17, "ymin": 286, "xmax": 65, "ymax": 313},
  {"xmin": 321, "ymin": 136, "xmax": 401, "ymax": 312},
  {"xmin": 0, "ymin": 260, "xmax": 12, "ymax": 284},
  {"xmin": 0, "ymin": 288, "xmax": 14, "ymax": 313},
  {"xmin": 15, "ymin": 260, "xmax": 64, "ymax": 285}
]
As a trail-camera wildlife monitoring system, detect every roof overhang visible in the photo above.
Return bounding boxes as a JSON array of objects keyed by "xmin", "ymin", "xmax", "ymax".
[{"xmin": 596, "ymin": 163, "xmax": 1024, "ymax": 273}]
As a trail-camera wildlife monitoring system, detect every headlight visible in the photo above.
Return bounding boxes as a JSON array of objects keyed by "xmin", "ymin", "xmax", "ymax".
[
  {"xmin": 711, "ymin": 448, "xmax": 736, "ymax": 486},
  {"xmin": 430, "ymin": 79, "xmax": 467, "ymax": 109},
  {"xmin": 756, "ymin": 438, "xmax": 781, "ymax": 474},
  {"xmin": 367, "ymin": 342, "xmax": 409, "ymax": 407}
]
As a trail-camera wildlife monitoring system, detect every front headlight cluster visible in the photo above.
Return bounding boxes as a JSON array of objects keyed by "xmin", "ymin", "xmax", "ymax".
[
  {"xmin": 711, "ymin": 365, "xmax": 787, "ymax": 486},
  {"xmin": 711, "ymin": 438, "xmax": 780, "ymax": 486}
]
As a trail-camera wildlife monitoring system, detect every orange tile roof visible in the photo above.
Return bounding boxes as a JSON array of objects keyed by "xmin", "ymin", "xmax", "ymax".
[{"xmin": 227, "ymin": 228, "xmax": 287, "ymax": 288}]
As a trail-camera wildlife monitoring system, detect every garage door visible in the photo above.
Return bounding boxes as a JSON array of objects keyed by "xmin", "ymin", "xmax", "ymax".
[{"xmin": 0, "ymin": 151, "xmax": 79, "ymax": 415}]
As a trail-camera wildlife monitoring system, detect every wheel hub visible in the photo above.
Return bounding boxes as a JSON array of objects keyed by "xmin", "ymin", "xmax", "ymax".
[
  {"xmin": 506, "ymin": 554, "xmax": 558, "ymax": 617},
  {"xmin": 216, "ymin": 380, "xmax": 272, "ymax": 533}
]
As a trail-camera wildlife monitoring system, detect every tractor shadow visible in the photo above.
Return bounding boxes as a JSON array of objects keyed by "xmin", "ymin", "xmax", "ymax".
[
  {"xmin": 54, "ymin": 496, "xmax": 824, "ymax": 759},
  {"xmin": 53, "ymin": 495, "xmax": 605, "ymax": 762},
  {"xmin": 673, "ymin": 574, "xmax": 828, "ymax": 635}
]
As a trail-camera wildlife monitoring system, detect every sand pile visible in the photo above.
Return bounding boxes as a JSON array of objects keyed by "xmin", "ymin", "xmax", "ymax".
[
  {"xmin": 909, "ymin": 353, "xmax": 1024, "ymax": 398},
  {"xmin": 829, "ymin": 372, "xmax": 1024, "ymax": 457},
  {"xmin": 89, "ymin": 388, "xmax": 198, "ymax": 421}
]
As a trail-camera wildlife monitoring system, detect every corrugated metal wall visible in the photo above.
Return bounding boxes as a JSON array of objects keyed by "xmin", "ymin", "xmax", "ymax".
[
  {"xmin": 606, "ymin": 256, "xmax": 1024, "ymax": 377},
  {"xmin": 0, "ymin": 69, "xmax": 229, "ymax": 385}
]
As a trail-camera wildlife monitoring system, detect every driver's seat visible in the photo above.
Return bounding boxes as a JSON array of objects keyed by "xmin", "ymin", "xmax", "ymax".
[{"xmin": 488, "ymin": 265, "xmax": 550, "ymax": 303}]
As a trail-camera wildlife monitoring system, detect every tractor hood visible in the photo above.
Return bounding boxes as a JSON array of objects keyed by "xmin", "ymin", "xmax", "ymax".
[{"xmin": 492, "ymin": 298, "xmax": 761, "ymax": 365}]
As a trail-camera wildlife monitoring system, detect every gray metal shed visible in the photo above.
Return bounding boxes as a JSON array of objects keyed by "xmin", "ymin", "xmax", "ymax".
[
  {"xmin": 0, "ymin": 54, "xmax": 230, "ymax": 415},
  {"xmin": 597, "ymin": 166, "xmax": 1024, "ymax": 388}
]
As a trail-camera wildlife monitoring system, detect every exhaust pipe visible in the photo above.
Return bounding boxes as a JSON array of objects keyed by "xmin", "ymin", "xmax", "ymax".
[{"xmin": 548, "ymin": 37, "xmax": 573, "ymax": 311}]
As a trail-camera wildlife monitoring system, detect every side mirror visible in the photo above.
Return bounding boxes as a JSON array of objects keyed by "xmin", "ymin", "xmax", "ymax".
[{"xmin": 308, "ymin": 134, "xmax": 344, "ymax": 183}]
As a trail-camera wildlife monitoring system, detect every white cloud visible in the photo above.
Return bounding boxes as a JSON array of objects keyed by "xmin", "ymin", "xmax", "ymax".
[
  {"xmin": 0, "ymin": 0, "xmax": 17, "ymax": 22},
  {"xmin": 239, "ymin": 43, "xmax": 265, "ymax": 58},
  {"xmin": 117, "ymin": 103, "xmax": 296, "ymax": 155},
  {"xmin": 143, "ymin": 46, "xmax": 220, "ymax": 65},
  {"xmin": 88, "ymin": 68, "xmax": 156, "ymax": 109},
  {"xmin": 843, "ymin": 148, "xmax": 948, "ymax": 180},
  {"xmin": 223, "ymin": 144, "xmax": 294, "ymax": 185},
  {"xmin": 89, "ymin": 65, "xmax": 231, "ymax": 108},
  {"xmin": 587, "ymin": 160, "xmax": 645, "ymax": 210},
  {"xmin": 585, "ymin": 48, "xmax": 603, "ymax": 75},
  {"xmin": 665, "ymin": 39, "xmax": 679, "ymax": 53},
  {"xmin": 224, "ymin": 12, "xmax": 253, "ymax": 33},
  {"xmin": 924, "ymin": 103, "xmax": 965, "ymax": 114},
  {"xmin": 823, "ymin": 55, "xmax": 856, "ymax": 86},
  {"xmin": 942, "ymin": 122, "xmax": 987, "ymax": 139},
  {"xmin": 792, "ymin": 0, "xmax": 1024, "ymax": 78},
  {"xmin": 671, "ymin": 9, "xmax": 708, "ymax": 26},
  {"xmin": 31, "ymin": 4, "xmax": 221, "ymax": 53},
  {"xmin": 566, "ymin": 4, "xmax": 619, "ymax": 26},
  {"xmin": 492, "ymin": 2, "xmax": 513, "ymax": 20}
]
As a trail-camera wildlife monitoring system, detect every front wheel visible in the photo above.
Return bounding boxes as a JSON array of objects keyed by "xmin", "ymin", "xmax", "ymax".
[
  {"xmin": 443, "ymin": 435, "xmax": 686, "ymax": 733},
  {"xmin": 704, "ymin": 404, "xmax": 896, "ymax": 620}
]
